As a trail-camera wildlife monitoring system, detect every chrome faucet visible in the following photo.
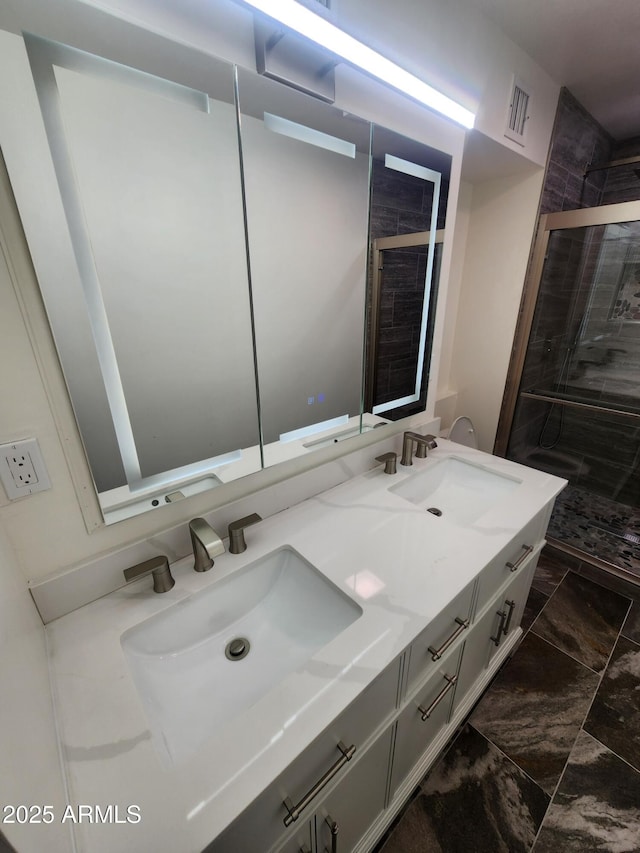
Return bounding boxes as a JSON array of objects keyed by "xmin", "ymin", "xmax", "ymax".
[
  {"xmin": 400, "ymin": 431, "xmax": 438, "ymax": 466},
  {"xmin": 189, "ymin": 517, "xmax": 225, "ymax": 572}
]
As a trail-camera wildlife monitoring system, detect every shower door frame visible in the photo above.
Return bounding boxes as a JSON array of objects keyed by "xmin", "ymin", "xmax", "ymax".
[{"xmin": 495, "ymin": 199, "xmax": 640, "ymax": 457}]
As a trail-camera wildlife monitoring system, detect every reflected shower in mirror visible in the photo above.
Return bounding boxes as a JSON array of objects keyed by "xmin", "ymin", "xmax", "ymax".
[
  {"xmin": 365, "ymin": 126, "xmax": 451, "ymax": 420},
  {"xmin": 25, "ymin": 35, "xmax": 261, "ymax": 523},
  {"xmin": 236, "ymin": 68, "xmax": 375, "ymax": 467}
]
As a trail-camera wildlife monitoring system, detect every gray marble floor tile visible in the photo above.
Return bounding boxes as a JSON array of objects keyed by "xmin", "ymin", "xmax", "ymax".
[
  {"xmin": 584, "ymin": 635, "xmax": 640, "ymax": 772},
  {"xmin": 532, "ymin": 571, "xmax": 630, "ymax": 672},
  {"xmin": 533, "ymin": 730, "xmax": 640, "ymax": 853},
  {"xmin": 522, "ymin": 586, "xmax": 549, "ymax": 633},
  {"xmin": 379, "ymin": 725, "xmax": 549, "ymax": 853},
  {"xmin": 531, "ymin": 551, "xmax": 570, "ymax": 596},
  {"xmin": 622, "ymin": 601, "xmax": 640, "ymax": 643},
  {"xmin": 0, "ymin": 830, "xmax": 17, "ymax": 853},
  {"xmin": 470, "ymin": 632, "xmax": 600, "ymax": 794}
]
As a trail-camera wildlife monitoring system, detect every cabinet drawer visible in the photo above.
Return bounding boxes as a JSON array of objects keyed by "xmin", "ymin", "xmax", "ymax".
[
  {"xmin": 404, "ymin": 581, "xmax": 474, "ymax": 696},
  {"xmin": 316, "ymin": 728, "xmax": 393, "ymax": 853},
  {"xmin": 474, "ymin": 508, "xmax": 548, "ymax": 616},
  {"xmin": 391, "ymin": 645, "xmax": 462, "ymax": 797},
  {"xmin": 208, "ymin": 658, "xmax": 401, "ymax": 853}
]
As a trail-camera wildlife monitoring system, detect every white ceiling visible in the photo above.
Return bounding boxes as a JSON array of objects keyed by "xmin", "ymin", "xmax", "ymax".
[{"xmin": 471, "ymin": 0, "xmax": 640, "ymax": 142}]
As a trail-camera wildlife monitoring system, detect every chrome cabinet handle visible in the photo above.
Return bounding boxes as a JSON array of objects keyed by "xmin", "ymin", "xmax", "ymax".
[
  {"xmin": 506, "ymin": 544, "xmax": 533, "ymax": 572},
  {"xmin": 428, "ymin": 617, "xmax": 469, "ymax": 661},
  {"xmin": 503, "ymin": 599, "xmax": 516, "ymax": 635},
  {"xmin": 325, "ymin": 815, "xmax": 339, "ymax": 853},
  {"xmin": 283, "ymin": 742, "xmax": 356, "ymax": 827},
  {"xmin": 491, "ymin": 610, "xmax": 508, "ymax": 646},
  {"xmin": 418, "ymin": 674, "xmax": 457, "ymax": 721}
]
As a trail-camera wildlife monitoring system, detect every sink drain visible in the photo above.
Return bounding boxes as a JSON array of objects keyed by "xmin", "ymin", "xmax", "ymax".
[
  {"xmin": 225, "ymin": 637, "xmax": 250, "ymax": 661},
  {"xmin": 426, "ymin": 507, "xmax": 443, "ymax": 517}
]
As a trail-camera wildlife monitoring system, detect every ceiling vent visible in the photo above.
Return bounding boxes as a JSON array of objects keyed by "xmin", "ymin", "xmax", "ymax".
[{"xmin": 505, "ymin": 76, "xmax": 530, "ymax": 146}]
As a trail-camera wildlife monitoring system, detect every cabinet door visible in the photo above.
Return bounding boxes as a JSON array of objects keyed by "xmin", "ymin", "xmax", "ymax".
[
  {"xmin": 208, "ymin": 660, "xmax": 400, "ymax": 853},
  {"xmin": 403, "ymin": 581, "xmax": 474, "ymax": 698},
  {"xmin": 314, "ymin": 729, "xmax": 393, "ymax": 853},
  {"xmin": 454, "ymin": 559, "xmax": 535, "ymax": 712},
  {"xmin": 390, "ymin": 646, "xmax": 462, "ymax": 798}
]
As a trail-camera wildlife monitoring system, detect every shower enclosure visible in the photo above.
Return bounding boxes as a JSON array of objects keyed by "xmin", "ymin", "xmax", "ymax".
[{"xmin": 498, "ymin": 200, "xmax": 640, "ymax": 580}]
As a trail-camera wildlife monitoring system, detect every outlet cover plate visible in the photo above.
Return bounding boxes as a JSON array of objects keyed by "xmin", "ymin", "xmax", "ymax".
[{"xmin": 0, "ymin": 438, "xmax": 51, "ymax": 499}]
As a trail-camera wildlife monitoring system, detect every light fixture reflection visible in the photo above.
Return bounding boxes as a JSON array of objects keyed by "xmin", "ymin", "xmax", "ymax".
[
  {"xmin": 345, "ymin": 570, "xmax": 386, "ymax": 600},
  {"xmin": 240, "ymin": 0, "xmax": 475, "ymax": 128}
]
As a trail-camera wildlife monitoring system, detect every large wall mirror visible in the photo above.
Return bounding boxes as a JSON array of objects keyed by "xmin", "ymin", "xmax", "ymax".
[
  {"xmin": 24, "ymin": 34, "xmax": 262, "ymax": 524},
  {"xmin": 16, "ymin": 30, "xmax": 452, "ymax": 526},
  {"xmin": 236, "ymin": 67, "xmax": 372, "ymax": 465}
]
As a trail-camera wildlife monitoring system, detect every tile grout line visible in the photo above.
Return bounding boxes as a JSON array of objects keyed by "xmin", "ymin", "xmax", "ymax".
[{"xmin": 527, "ymin": 594, "xmax": 636, "ymax": 851}]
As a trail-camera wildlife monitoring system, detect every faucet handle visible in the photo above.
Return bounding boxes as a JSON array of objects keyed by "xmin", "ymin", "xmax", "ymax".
[
  {"xmin": 228, "ymin": 513, "xmax": 262, "ymax": 554},
  {"xmin": 123, "ymin": 555, "xmax": 175, "ymax": 593},
  {"xmin": 375, "ymin": 452, "xmax": 397, "ymax": 475}
]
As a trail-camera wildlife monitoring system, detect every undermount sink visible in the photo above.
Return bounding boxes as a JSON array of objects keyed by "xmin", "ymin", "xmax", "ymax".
[
  {"xmin": 121, "ymin": 546, "xmax": 362, "ymax": 764},
  {"xmin": 390, "ymin": 456, "xmax": 521, "ymax": 524}
]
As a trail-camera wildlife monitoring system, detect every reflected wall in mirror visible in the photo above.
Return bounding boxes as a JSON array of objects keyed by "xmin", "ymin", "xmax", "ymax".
[
  {"xmin": 18, "ymin": 31, "xmax": 456, "ymax": 528},
  {"xmin": 365, "ymin": 126, "xmax": 451, "ymax": 420},
  {"xmin": 25, "ymin": 35, "xmax": 262, "ymax": 523},
  {"xmin": 236, "ymin": 68, "xmax": 373, "ymax": 466}
]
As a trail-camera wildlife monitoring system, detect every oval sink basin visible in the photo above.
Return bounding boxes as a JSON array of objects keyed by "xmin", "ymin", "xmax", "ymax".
[
  {"xmin": 390, "ymin": 456, "xmax": 521, "ymax": 524},
  {"xmin": 121, "ymin": 546, "xmax": 362, "ymax": 764}
]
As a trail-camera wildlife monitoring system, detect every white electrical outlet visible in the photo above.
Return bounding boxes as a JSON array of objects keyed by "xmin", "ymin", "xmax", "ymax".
[{"xmin": 0, "ymin": 438, "xmax": 51, "ymax": 499}]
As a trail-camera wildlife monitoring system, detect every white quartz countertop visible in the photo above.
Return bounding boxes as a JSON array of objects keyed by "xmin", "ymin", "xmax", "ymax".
[{"xmin": 46, "ymin": 441, "xmax": 565, "ymax": 852}]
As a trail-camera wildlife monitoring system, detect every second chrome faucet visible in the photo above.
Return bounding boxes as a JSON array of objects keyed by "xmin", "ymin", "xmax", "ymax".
[{"xmin": 189, "ymin": 517, "xmax": 225, "ymax": 572}]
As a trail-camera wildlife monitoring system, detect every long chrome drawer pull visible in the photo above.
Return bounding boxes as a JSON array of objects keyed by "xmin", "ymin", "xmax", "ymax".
[
  {"xmin": 418, "ymin": 674, "xmax": 457, "ymax": 721},
  {"xmin": 503, "ymin": 599, "xmax": 516, "ymax": 635},
  {"xmin": 283, "ymin": 742, "xmax": 356, "ymax": 827},
  {"xmin": 506, "ymin": 544, "xmax": 533, "ymax": 572},
  {"xmin": 491, "ymin": 610, "xmax": 508, "ymax": 646},
  {"xmin": 325, "ymin": 815, "xmax": 339, "ymax": 853},
  {"xmin": 428, "ymin": 617, "xmax": 469, "ymax": 661}
]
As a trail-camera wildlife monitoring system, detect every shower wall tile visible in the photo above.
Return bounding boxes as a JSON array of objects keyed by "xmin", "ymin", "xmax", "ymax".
[
  {"xmin": 541, "ymin": 89, "xmax": 612, "ymax": 214},
  {"xmin": 531, "ymin": 571, "xmax": 630, "ymax": 672},
  {"xmin": 370, "ymin": 204, "xmax": 400, "ymax": 239},
  {"xmin": 584, "ymin": 635, "xmax": 640, "ymax": 771},
  {"xmin": 469, "ymin": 632, "xmax": 600, "ymax": 794},
  {"xmin": 533, "ymin": 730, "xmax": 640, "ymax": 853}
]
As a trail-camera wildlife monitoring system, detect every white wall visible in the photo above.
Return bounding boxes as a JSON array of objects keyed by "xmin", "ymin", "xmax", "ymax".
[
  {"xmin": 446, "ymin": 168, "xmax": 546, "ymax": 452},
  {"xmin": 0, "ymin": 525, "xmax": 71, "ymax": 853}
]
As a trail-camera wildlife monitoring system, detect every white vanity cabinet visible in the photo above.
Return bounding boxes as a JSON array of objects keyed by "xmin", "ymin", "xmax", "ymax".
[
  {"xmin": 389, "ymin": 644, "xmax": 463, "ymax": 799},
  {"xmin": 207, "ymin": 660, "xmax": 401, "ymax": 853},
  {"xmin": 452, "ymin": 542, "xmax": 541, "ymax": 713},
  {"xmin": 208, "ymin": 525, "xmax": 548, "ymax": 853}
]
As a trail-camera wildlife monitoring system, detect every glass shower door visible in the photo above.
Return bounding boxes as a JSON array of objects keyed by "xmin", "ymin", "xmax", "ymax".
[{"xmin": 505, "ymin": 204, "xmax": 640, "ymax": 573}]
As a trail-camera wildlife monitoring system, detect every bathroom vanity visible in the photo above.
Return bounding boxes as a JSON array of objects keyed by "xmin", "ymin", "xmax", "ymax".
[{"xmin": 45, "ymin": 438, "xmax": 565, "ymax": 853}]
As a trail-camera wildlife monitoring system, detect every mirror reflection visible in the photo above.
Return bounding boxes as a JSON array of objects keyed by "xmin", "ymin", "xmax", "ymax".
[
  {"xmin": 25, "ymin": 35, "xmax": 261, "ymax": 523},
  {"xmin": 365, "ymin": 126, "xmax": 451, "ymax": 420},
  {"xmin": 236, "ymin": 67, "xmax": 372, "ymax": 466},
  {"xmin": 19, "ymin": 32, "xmax": 453, "ymax": 526}
]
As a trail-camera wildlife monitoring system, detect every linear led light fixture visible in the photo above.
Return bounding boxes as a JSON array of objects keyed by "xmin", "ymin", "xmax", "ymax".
[{"xmin": 241, "ymin": 0, "xmax": 475, "ymax": 128}]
